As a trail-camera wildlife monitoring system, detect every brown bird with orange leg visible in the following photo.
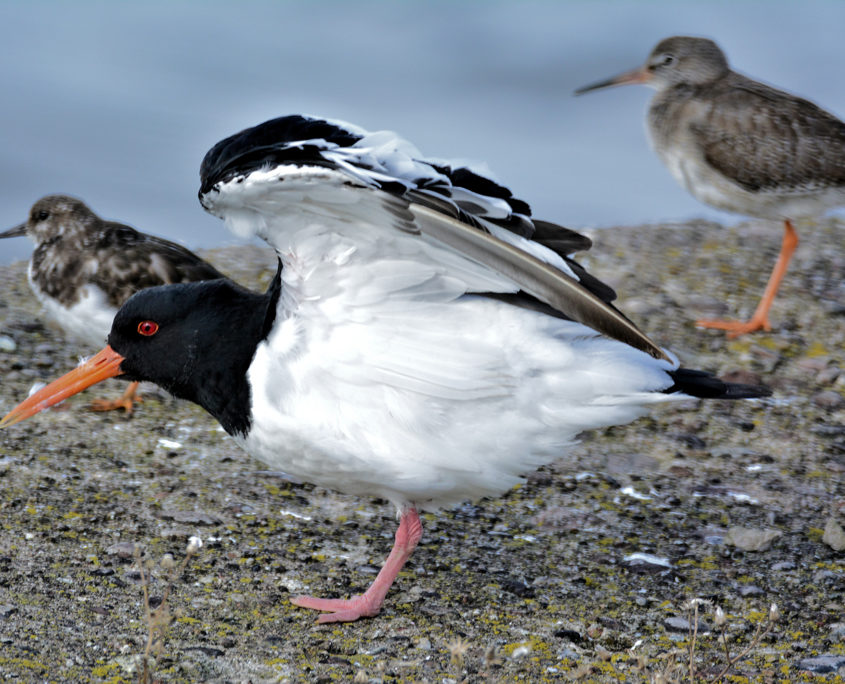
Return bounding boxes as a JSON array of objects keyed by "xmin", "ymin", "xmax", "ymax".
[{"xmin": 576, "ymin": 36, "xmax": 845, "ymax": 337}]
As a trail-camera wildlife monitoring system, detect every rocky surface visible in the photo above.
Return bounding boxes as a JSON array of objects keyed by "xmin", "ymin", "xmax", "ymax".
[{"xmin": 0, "ymin": 219, "xmax": 843, "ymax": 683}]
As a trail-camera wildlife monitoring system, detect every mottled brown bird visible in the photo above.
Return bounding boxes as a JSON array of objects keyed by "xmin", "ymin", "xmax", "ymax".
[
  {"xmin": 576, "ymin": 36, "xmax": 845, "ymax": 337},
  {"xmin": 0, "ymin": 194, "xmax": 225, "ymax": 412}
]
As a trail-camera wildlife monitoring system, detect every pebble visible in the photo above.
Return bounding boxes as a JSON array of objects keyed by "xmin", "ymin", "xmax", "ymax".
[
  {"xmin": 771, "ymin": 561, "xmax": 796, "ymax": 571},
  {"xmin": 823, "ymin": 518, "xmax": 845, "ymax": 551},
  {"xmin": 726, "ymin": 526, "xmax": 782, "ymax": 551},
  {"xmin": 105, "ymin": 542, "xmax": 144, "ymax": 559},
  {"xmin": 623, "ymin": 552, "xmax": 671, "ymax": 569},
  {"xmin": 158, "ymin": 509, "xmax": 221, "ymax": 525},
  {"xmin": 795, "ymin": 655, "xmax": 845, "ymax": 674},
  {"xmin": 0, "ymin": 335, "xmax": 16, "ymax": 352},
  {"xmin": 664, "ymin": 617, "xmax": 692, "ymax": 633},
  {"xmin": 813, "ymin": 391, "xmax": 845, "ymax": 410},
  {"xmin": 817, "ymin": 366, "xmax": 841, "ymax": 385},
  {"xmin": 813, "ymin": 569, "xmax": 841, "ymax": 584},
  {"xmin": 795, "ymin": 357, "xmax": 831, "ymax": 373},
  {"xmin": 32, "ymin": 354, "xmax": 54, "ymax": 368}
]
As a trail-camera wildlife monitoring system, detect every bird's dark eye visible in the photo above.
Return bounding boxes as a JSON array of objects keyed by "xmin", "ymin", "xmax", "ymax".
[
  {"xmin": 662, "ymin": 54, "xmax": 675, "ymax": 66},
  {"xmin": 35, "ymin": 210, "xmax": 49, "ymax": 222},
  {"xmin": 137, "ymin": 320, "xmax": 159, "ymax": 336}
]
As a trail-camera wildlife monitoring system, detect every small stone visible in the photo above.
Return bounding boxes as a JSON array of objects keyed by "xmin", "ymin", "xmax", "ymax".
[
  {"xmin": 817, "ymin": 366, "xmax": 841, "ymax": 385},
  {"xmin": 664, "ymin": 617, "xmax": 692, "ymax": 632},
  {"xmin": 812, "ymin": 391, "xmax": 845, "ymax": 410},
  {"xmin": 623, "ymin": 552, "xmax": 672, "ymax": 571},
  {"xmin": 795, "ymin": 357, "xmax": 831, "ymax": 372},
  {"xmin": 822, "ymin": 517, "xmax": 845, "ymax": 551},
  {"xmin": 726, "ymin": 526, "xmax": 782, "ymax": 551},
  {"xmin": 105, "ymin": 542, "xmax": 143, "ymax": 559},
  {"xmin": 771, "ymin": 561, "xmax": 796, "ymax": 571},
  {"xmin": 813, "ymin": 569, "xmax": 841, "ymax": 583},
  {"xmin": 158, "ymin": 510, "xmax": 222, "ymax": 525},
  {"xmin": 796, "ymin": 655, "xmax": 845, "ymax": 674},
  {"xmin": 510, "ymin": 643, "xmax": 533, "ymax": 659},
  {"xmin": 737, "ymin": 584, "xmax": 764, "ymax": 597},
  {"xmin": 554, "ymin": 628, "xmax": 584, "ymax": 643},
  {"xmin": 0, "ymin": 335, "xmax": 16, "ymax": 352}
]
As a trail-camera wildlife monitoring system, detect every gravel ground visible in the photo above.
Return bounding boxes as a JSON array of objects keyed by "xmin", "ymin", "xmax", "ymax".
[{"xmin": 0, "ymin": 218, "xmax": 843, "ymax": 683}]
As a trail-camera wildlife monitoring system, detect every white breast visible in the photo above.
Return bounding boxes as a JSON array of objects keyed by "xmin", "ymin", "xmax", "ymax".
[
  {"xmin": 28, "ymin": 266, "xmax": 115, "ymax": 348},
  {"xmin": 240, "ymin": 278, "xmax": 680, "ymax": 512}
]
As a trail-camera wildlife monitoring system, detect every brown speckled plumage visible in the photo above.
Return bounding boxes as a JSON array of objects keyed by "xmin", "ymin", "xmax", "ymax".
[
  {"xmin": 13, "ymin": 195, "xmax": 224, "ymax": 308},
  {"xmin": 0, "ymin": 195, "xmax": 227, "ymax": 412}
]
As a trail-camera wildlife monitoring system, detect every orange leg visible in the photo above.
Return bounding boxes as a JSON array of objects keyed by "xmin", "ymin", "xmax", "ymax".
[
  {"xmin": 89, "ymin": 381, "xmax": 142, "ymax": 414},
  {"xmin": 697, "ymin": 219, "xmax": 798, "ymax": 338},
  {"xmin": 291, "ymin": 507, "xmax": 422, "ymax": 624}
]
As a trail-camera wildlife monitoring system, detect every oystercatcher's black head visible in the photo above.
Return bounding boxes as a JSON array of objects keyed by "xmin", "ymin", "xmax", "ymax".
[{"xmin": 1, "ymin": 266, "xmax": 282, "ymax": 436}]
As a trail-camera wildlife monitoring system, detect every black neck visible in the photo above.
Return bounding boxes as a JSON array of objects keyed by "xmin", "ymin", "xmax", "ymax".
[
  {"xmin": 116, "ymin": 263, "xmax": 282, "ymax": 437},
  {"xmin": 193, "ymin": 264, "xmax": 282, "ymax": 436}
]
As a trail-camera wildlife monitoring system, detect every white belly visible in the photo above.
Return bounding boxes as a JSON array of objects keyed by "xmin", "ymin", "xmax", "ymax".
[
  {"xmin": 657, "ymin": 141, "xmax": 845, "ymax": 221},
  {"xmin": 28, "ymin": 269, "xmax": 115, "ymax": 349},
  {"xmin": 238, "ymin": 296, "xmax": 680, "ymax": 511}
]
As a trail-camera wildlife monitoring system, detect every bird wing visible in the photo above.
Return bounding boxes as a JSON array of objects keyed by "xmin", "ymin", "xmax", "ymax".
[
  {"xmin": 691, "ymin": 75, "xmax": 845, "ymax": 193},
  {"xmin": 90, "ymin": 223, "xmax": 226, "ymax": 307},
  {"xmin": 199, "ymin": 115, "xmax": 666, "ymax": 361}
]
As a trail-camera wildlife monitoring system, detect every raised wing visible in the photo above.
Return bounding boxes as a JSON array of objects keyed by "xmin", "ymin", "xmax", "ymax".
[{"xmin": 199, "ymin": 114, "xmax": 666, "ymax": 360}]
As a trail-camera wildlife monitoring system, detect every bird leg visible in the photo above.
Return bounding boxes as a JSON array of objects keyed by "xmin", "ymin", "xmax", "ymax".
[
  {"xmin": 291, "ymin": 506, "xmax": 423, "ymax": 624},
  {"xmin": 89, "ymin": 381, "xmax": 142, "ymax": 414},
  {"xmin": 696, "ymin": 219, "xmax": 798, "ymax": 338}
]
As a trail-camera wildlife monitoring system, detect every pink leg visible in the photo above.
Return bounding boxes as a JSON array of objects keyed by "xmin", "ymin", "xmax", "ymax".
[{"xmin": 291, "ymin": 507, "xmax": 423, "ymax": 624}]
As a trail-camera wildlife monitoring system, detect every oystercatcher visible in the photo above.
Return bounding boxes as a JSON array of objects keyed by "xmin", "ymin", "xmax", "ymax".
[
  {"xmin": 1, "ymin": 116, "xmax": 770, "ymax": 623},
  {"xmin": 0, "ymin": 194, "xmax": 225, "ymax": 412},
  {"xmin": 576, "ymin": 36, "xmax": 845, "ymax": 337}
]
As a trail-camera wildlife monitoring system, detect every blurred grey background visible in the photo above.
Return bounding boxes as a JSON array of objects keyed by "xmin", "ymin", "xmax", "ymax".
[{"xmin": 2, "ymin": 1, "xmax": 844, "ymax": 264}]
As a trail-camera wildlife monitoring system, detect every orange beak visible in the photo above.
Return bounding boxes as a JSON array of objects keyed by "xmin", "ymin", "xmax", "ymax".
[
  {"xmin": 574, "ymin": 67, "xmax": 651, "ymax": 95},
  {"xmin": 0, "ymin": 345, "xmax": 125, "ymax": 428}
]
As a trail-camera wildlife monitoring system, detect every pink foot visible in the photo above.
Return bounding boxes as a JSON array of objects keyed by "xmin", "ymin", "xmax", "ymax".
[
  {"xmin": 292, "ymin": 507, "xmax": 423, "ymax": 624},
  {"xmin": 290, "ymin": 594, "xmax": 381, "ymax": 624}
]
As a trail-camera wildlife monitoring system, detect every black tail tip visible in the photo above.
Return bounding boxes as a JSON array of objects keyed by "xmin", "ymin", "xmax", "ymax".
[{"xmin": 666, "ymin": 368, "xmax": 771, "ymax": 400}]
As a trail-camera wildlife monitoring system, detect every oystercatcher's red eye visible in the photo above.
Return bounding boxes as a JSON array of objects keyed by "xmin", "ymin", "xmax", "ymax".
[{"xmin": 137, "ymin": 320, "xmax": 159, "ymax": 336}]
